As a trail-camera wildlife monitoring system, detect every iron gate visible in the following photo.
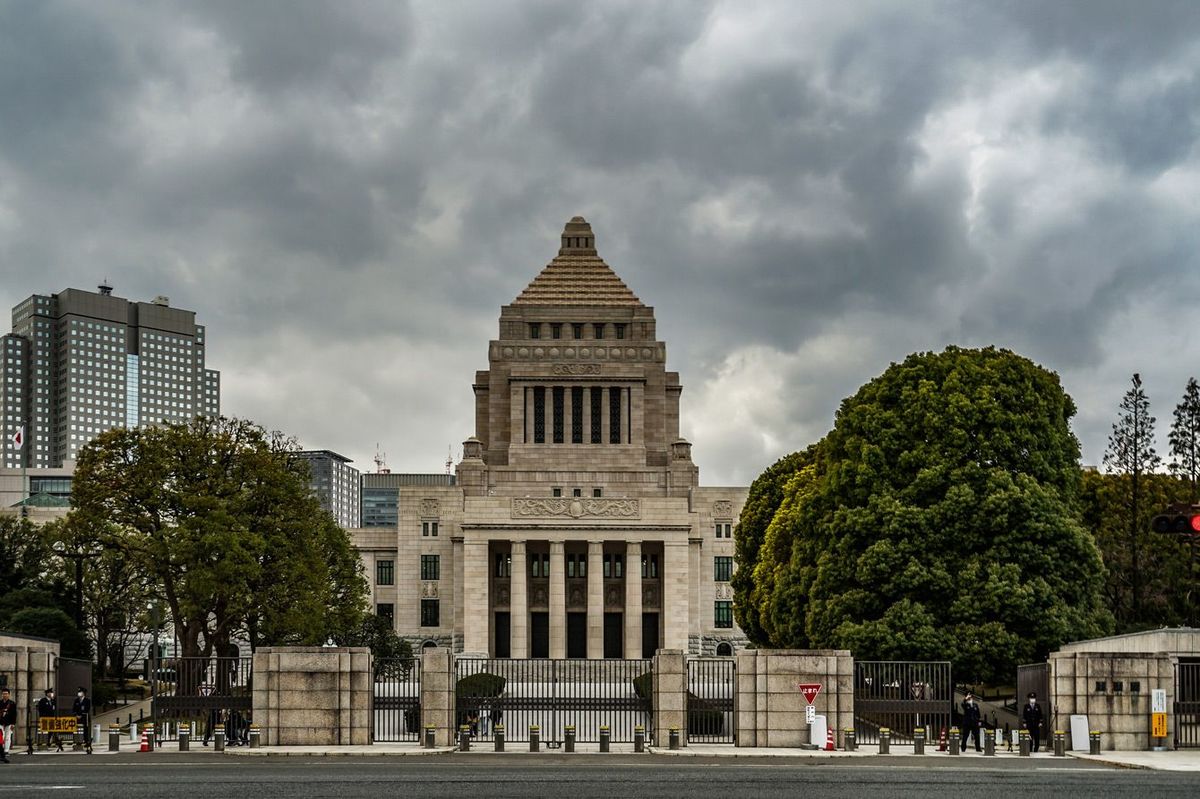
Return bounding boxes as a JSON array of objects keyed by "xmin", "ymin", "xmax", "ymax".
[
  {"xmin": 1177, "ymin": 661, "xmax": 1200, "ymax": 749},
  {"xmin": 150, "ymin": 656, "xmax": 253, "ymax": 741},
  {"xmin": 374, "ymin": 656, "xmax": 420, "ymax": 742},
  {"xmin": 854, "ymin": 661, "xmax": 952, "ymax": 744},
  {"xmin": 687, "ymin": 658, "xmax": 735, "ymax": 743},
  {"xmin": 1017, "ymin": 662, "xmax": 1051, "ymax": 748},
  {"xmin": 455, "ymin": 658, "xmax": 652, "ymax": 743}
]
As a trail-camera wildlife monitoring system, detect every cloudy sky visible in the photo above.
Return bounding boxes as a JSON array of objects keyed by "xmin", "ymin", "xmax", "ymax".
[{"xmin": 3, "ymin": 0, "xmax": 1199, "ymax": 485}]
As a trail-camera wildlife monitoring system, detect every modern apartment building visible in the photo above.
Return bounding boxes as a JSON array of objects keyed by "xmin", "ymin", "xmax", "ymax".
[{"xmin": 296, "ymin": 450, "xmax": 361, "ymax": 529}]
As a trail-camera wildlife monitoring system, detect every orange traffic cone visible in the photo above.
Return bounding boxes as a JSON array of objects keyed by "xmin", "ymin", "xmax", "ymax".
[
  {"xmin": 938, "ymin": 727, "xmax": 947, "ymax": 751},
  {"xmin": 825, "ymin": 727, "xmax": 835, "ymax": 751},
  {"xmin": 138, "ymin": 728, "xmax": 149, "ymax": 752}
]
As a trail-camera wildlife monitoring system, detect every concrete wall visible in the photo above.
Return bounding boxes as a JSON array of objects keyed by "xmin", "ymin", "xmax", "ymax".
[
  {"xmin": 1056, "ymin": 629, "xmax": 1200, "ymax": 656},
  {"xmin": 735, "ymin": 649, "xmax": 853, "ymax": 748},
  {"xmin": 419, "ymin": 647, "xmax": 456, "ymax": 747},
  {"xmin": 652, "ymin": 650, "xmax": 687, "ymax": 746},
  {"xmin": 252, "ymin": 647, "xmax": 371, "ymax": 746},
  {"xmin": 1050, "ymin": 650, "xmax": 1175, "ymax": 751},
  {"xmin": 0, "ymin": 633, "xmax": 60, "ymax": 746}
]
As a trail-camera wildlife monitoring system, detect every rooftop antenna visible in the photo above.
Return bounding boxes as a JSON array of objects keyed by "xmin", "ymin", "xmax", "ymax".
[
  {"xmin": 98, "ymin": 279, "xmax": 113, "ymax": 296},
  {"xmin": 374, "ymin": 443, "xmax": 390, "ymax": 474},
  {"xmin": 446, "ymin": 446, "xmax": 453, "ymax": 475}
]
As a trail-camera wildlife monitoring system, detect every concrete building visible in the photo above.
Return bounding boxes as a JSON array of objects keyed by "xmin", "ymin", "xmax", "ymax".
[
  {"xmin": 353, "ymin": 217, "xmax": 748, "ymax": 657},
  {"xmin": 2, "ymin": 284, "xmax": 220, "ymax": 473},
  {"xmin": 296, "ymin": 450, "xmax": 361, "ymax": 529}
]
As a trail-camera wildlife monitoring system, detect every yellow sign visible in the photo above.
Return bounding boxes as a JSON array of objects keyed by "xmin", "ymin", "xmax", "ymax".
[
  {"xmin": 38, "ymin": 716, "xmax": 78, "ymax": 734},
  {"xmin": 1152, "ymin": 713, "xmax": 1167, "ymax": 738}
]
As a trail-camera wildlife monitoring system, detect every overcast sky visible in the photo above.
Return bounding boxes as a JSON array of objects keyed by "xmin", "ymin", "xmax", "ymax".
[{"xmin": 3, "ymin": 0, "xmax": 1199, "ymax": 485}]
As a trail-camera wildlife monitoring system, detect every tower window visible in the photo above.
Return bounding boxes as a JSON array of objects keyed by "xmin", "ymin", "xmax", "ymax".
[
  {"xmin": 572, "ymin": 324, "xmax": 583, "ymax": 340},
  {"xmin": 551, "ymin": 323, "xmax": 562, "ymax": 339},
  {"xmin": 593, "ymin": 323, "xmax": 605, "ymax": 339},
  {"xmin": 590, "ymin": 387, "xmax": 602, "ymax": 443},
  {"xmin": 534, "ymin": 386, "xmax": 546, "ymax": 443},
  {"xmin": 552, "ymin": 387, "xmax": 564, "ymax": 443},
  {"xmin": 529, "ymin": 323, "xmax": 541, "ymax": 339},
  {"xmin": 615, "ymin": 323, "xmax": 626, "ymax": 340},
  {"xmin": 609, "ymin": 388, "xmax": 622, "ymax": 444},
  {"xmin": 571, "ymin": 386, "xmax": 583, "ymax": 443}
]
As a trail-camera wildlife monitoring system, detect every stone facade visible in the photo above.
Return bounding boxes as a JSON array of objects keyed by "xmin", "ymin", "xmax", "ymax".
[
  {"xmin": 353, "ymin": 218, "xmax": 748, "ymax": 657},
  {"xmin": 251, "ymin": 647, "xmax": 372, "ymax": 746},
  {"xmin": 0, "ymin": 633, "xmax": 59, "ymax": 746},
  {"xmin": 735, "ymin": 649, "xmax": 854, "ymax": 748}
]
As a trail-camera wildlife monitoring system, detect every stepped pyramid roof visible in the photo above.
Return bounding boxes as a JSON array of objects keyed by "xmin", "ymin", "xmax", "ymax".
[{"xmin": 512, "ymin": 217, "xmax": 644, "ymax": 307}]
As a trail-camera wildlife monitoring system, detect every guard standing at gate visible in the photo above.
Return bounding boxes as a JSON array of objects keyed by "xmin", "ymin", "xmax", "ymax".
[
  {"xmin": 36, "ymin": 689, "xmax": 63, "ymax": 752},
  {"xmin": 1022, "ymin": 692, "xmax": 1044, "ymax": 753},
  {"xmin": 960, "ymin": 693, "xmax": 983, "ymax": 752},
  {"xmin": 0, "ymin": 688, "xmax": 17, "ymax": 762},
  {"xmin": 72, "ymin": 688, "xmax": 92, "ymax": 754}
]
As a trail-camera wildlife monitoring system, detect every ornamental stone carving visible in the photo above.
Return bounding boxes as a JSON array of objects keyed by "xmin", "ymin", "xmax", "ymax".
[
  {"xmin": 419, "ymin": 498, "xmax": 440, "ymax": 518},
  {"xmin": 495, "ymin": 586, "xmax": 509, "ymax": 606},
  {"xmin": 605, "ymin": 587, "xmax": 621, "ymax": 609},
  {"xmin": 552, "ymin": 363, "xmax": 601, "ymax": 376},
  {"xmin": 511, "ymin": 497, "xmax": 640, "ymax": 519},
  {"xmin": 568, "ymin": 587, "xmax": 585, "ymax": 608},
  {"xmin": 421, "ymin": 582, "xmax": 440, "ymax": 598},
  {"xmin": 712, "ymin": 500, "xmax": 733, "ymax": 519},
  {"xmin": 643, "ymin": 586, "xmax": 659, "ymax": 609},
  {"xmin": 533, "ymin": 586, "xmax": 548, "ymax": 606}
]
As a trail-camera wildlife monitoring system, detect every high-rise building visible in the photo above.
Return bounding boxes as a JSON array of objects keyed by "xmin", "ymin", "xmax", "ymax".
[
  {"xmin": 360, "ymin": 472, "xmax": 456, "ymax": 528},
  {"xmin": 2, "ymin": 284, "xmax": 220, "ymax": 470},
  {"xmin": 296, "ymin": 450, "xmax": 361, "ymax": 529}
]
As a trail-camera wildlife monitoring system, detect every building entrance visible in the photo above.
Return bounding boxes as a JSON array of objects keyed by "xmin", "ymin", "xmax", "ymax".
[
  {"xmin": 642, "ymin": 613, "xmax": 659, "ymax": 659},
  {"xmin": 566, "ymin": 613, "xmax": 587, "ymax": 658},
  {"xmin": 604, "ymin": 613, "xmax": 623, "ymax": 658},
  {"xmin": 531, "ymin": 612, "xmax": 549, "ymax": 658},
  {"xmin": 494, "ymin": 612, "xmax": 511, "ymax": 659}
]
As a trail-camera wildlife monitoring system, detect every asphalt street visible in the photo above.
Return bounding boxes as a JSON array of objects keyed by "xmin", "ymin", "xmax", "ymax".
[{"xmin": 1, "ymin": 754, "xmax": 1198, "ymax": 798}]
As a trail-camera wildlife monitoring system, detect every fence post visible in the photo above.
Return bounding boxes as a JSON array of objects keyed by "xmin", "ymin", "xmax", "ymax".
[{"xmin": 651, "ymin": 651, "xmax": 687, "ymax": 748}]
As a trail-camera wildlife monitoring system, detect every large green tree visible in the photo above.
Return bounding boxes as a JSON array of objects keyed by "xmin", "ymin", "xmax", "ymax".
[
  {"xmin": 71, "ymin": 416, "xmax": 369, "ymax": 657},
  {"xmin": 1169, "ymin": 377, "xmax": 1200, "ymax": 503},
  {"xmin": 743, "ymin": 347, "xmax": 1111, "ymax": 683}
]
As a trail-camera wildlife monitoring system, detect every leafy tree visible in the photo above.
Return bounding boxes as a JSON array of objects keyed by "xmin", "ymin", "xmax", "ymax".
[
  {"xmin": 1103, "ymin": 374, "xmax": 1161, "ymax": 621},
  {"xmin": 746, "ymin": 347, "xmax": 1111, "ymax": 683},
  {"xmin": 71, "ymin": 416, "xmax": 369, "ymax": 657},
  {"xmin": 338, "ymin": 614, "xmax": 415, "ymax": 678},
  {"xmin": 8, "ymin": 606, "xmax": 92, "ymax": 659},
  {"xmin": 1170, "ymin": 377, "xmax": 1200, "ymax": 503},
  {"xmin": 732, "ymin": 447, "xmax": 817, "ymax": 643},
  {"xmin": 0, "ymin": 516, "xmax": 81, "ymax": 642}
]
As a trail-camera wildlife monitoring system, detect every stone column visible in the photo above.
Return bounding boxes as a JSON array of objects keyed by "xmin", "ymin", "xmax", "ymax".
[
  {"xmin": 525, "ymin": 387, "xmax": 535, "ymax": 444},
  {"xmin": 583, "ymin": 386, "xmax": 593, "ymax": 444},
  {"xmin": 510, "ymin": 540, "xmax": 528, "ymax": 659},
  {"xmin": 652, "ymin": 649, "xmax": 688, "ymax": 747},
  {"xmin": 549, "ymin": 541, "xmax": 566, "ymax": 658},
  {"xmin": 662, "ymin": 541, "xmax": 689, "ymax": 651},
  {"xmin": 564, "ymin": 386, "xmax": 573, "ymax": 444},
  {"xmin": 587, "ymin": 540, "xmax": 604, "ymax": 658},
  {"xmin": 601, "ymin": 386, "xmax": 612, "ymax": 444},
  {"xmin": 620, "ymin": 386, "xmax": 630, "ymax": 444},
  {"xmin": 688, "ymin": 536, "xmax": 702, "ymax": 650},
  {"xmin": 452, "ymin": 536, "xmax": 464, "ymax": 649},
  {"xmin": 462, "ymin": 539, "xmax": 490, "ymax": 655},
  {"xmin": 624, "ymin": 541, "xmax": 643, "ymax": 659},
  {"xmin": 420, "ymin": 647, "xmax": 456, "ymax": 747},
  {"xmin": 511, "ymin": 383, "xmax": 524, "ymax": 445}
]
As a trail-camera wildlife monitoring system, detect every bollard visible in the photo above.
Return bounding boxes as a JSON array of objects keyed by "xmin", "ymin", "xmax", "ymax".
[
  {"xmin": 949, "ymin": 728, "xmax": 960, "ymax": 756},
  {"xmin": 73, "ymin": 723, "xmax": 83, "ymax": 752},
  {"xmin": 984, "ymin": 728, "xmax": 995, "ymax": 757},
  {"xmin": 668, "ymin": 727, "xmax": 680, "ymax": 751},
  {"xmin": 146, "ymin": 729, "xmax": 155, "ymax": 753},
  {"xmin": 599, "ymin": 725, "xmax": 610, "ymax": 753},
  {"xmin": 1019, "ymin": 730, "xmax": 1030, "ymax": 757},
  {"xmin": 878, "ymin": 727, "xmax": 891, "ymax": 755},
  {"xmin": 844, "ymin": 729, "xmax": 856, "ymax": 752},
  {"xmin": 1053, "ymin": 730, "xmax": 1065, "ymax": 757},
  {"xmin": 424, "ymin": 726, "xmax": 436, "ymax": 750},
  {"xmin": 130, "ymin": 721, "xmax": 138, "ymax": 744},
  {"xmin": 529, "ymin": 725, "xmax": 540, "ymax": 752},
  {"xmin": 108, "ymin": 725, "xmax": 121, "ymax": 753},
  {"xmin": 179, "ymin": 721, "xmax": 190, "ymax": 752},
  {"xmin": 249, "ymin": 726, "xmax": 261, "ymax": 749},
  {"xmin": 1089, "ymin": 730, "xmax": 1101, "ymax": 755},
  {"xmin": 913, "ymin": 727, "xmax": 925, "ymax": 755},
  {"xmin": 494, "ymin": 724, "xmax": 505, "ymax": 752},
  {"xmin": 634, "ymin": 725, "xmax": 645, "ymax": 753},
  {"xmin": 214, "ymin": 730, "xmax": 225, "ymax": 753},
  {"xmin": 459, "ymin": 724, "xmax": 471, "ymax": 752},
  {"xmin": 564, "ymin": 725, "xmax": 576, "ymax": 753}
]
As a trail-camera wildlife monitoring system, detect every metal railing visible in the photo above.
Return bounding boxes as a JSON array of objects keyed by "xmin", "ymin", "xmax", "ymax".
[
  {"xmin": 374, "ymin": 657, "xmax": 421, "ymax": 742},
  {"xmin": 854, "ymin": 660, "xmax": 952, "ymax": 744},
  {"xmin": 150, "ymin": 656, "xmax": 253, "ymax": 741},
  {"xmin": 687, "ymin": 658, "xmax": 735, "ymax": 743},
  {"xmin": 1177, "ymin": 661, "xmax": 1200, "ymax": 748}
]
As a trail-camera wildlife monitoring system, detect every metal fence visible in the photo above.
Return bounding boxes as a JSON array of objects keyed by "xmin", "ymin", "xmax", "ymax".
[
  {"xmin": 687, "ymin": 658, "xmax": 735, "ymax": 743},
  {"xmin": 455, "ymin": 658, "xmax": 652, "ymax": 743},
  {"xmin": 150, "ymin": 656, "xmax": 253, "ymax": 742},
  {"xmin": 1017, "ymin": 662, "xmax": 1051, "ymax": 746},
  {"xmin": 1178, "ymin": 661, "xmax": 1200, "ymax": 749},
  {"xmin": 854, "ymin": 660, "xmax": 952, "ymax": 744},
  {"xmin": 374, "ymin": 657, "xmax": 421, "ymax": 742}
]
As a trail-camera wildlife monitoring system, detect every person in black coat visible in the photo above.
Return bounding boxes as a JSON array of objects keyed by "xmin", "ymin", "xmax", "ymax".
[
  {"xmin": 0, "ymin": 688, "xmax": 17, "ymax": 762},
  {"xmin": 1022, "ymin": 691, "xmax": 1044, "ymax": 753},
  {"xmin": 72, "ymin": 688, "xmax": 92, "ymax": 754},
  {"xmin": 36, "ymin": 689, "xmax": 63, "ymax": 752},
  {"xmin": 960, "ymin": 693, "xmax": 983, "ymax": 752}
]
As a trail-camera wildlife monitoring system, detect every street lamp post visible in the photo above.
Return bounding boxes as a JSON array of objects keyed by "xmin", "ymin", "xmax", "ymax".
[{"xmin": 50, "ymin": 543, "xmax": 102, "ymax": 630}]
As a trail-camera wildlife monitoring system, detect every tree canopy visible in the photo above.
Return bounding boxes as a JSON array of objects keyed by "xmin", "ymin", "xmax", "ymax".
[
  {"xmin": 736, "ymin": 346, "xmax": 1111, "ymax": 683},
  {"xmin": 70, "ymin": 416, "xmax": 369, "ymax": 657}
]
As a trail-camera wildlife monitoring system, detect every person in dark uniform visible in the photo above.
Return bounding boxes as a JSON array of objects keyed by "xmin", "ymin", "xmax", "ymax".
[
  {"xmin": 0, "ymin": 688, "xmax": 17, "ymax": 762},
  {"xmin": 36, "ymin": 689, "xmax": 63, "ymax": 752},
  {"xmin": 960, "ymin": 692, "xmax": 983, "ymax": 752},
  {"xmin": 1022, "ymin": 691, "xmax": 1044, "ymax": 753},
  {"xmin": 72, "ymin": 688, "xmax": 92, "ymax": 754}
]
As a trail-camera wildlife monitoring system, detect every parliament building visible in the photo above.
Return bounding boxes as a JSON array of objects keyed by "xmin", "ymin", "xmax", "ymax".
[{"xmin": 353, "ymin": 217, "xmax": 748, "ymax": 657}]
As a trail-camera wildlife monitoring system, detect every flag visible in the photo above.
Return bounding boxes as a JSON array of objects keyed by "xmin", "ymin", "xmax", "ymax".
[{"xmin": 10, "ymin": 425, "xmax": 23, "ymax": 450}]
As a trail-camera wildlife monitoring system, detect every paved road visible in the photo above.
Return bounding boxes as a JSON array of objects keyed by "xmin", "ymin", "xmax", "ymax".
[{"xmin": 2, "ymin": 754, "xmax": 1197, "ymax": 798}]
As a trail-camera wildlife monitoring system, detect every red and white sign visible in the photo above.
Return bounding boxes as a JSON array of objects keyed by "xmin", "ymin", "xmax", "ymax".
[{"xmin": 797, "ymin": 683, "xmax": 822, "ymax": 704}]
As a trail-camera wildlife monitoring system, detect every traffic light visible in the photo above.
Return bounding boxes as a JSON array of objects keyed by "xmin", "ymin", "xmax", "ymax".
[{"xmin": 1151, "ymin": 512, "xmax": 1200, "ymax": 536}]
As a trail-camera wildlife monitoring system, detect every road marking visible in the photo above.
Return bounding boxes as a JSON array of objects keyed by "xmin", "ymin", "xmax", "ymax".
[{"xmin": 0, "ymin": 787, "xmax": 83, "ymax": 791}]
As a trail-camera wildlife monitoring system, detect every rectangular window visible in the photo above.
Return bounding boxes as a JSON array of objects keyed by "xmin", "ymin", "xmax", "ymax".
[
  {"xmin": 593, "ymin": 488, "xmax": 602, "ymax": 498},
  {"xmin": 551, "ymin": 323, "xmax": 562, "ymax": 339},
  {"xmin": 552, "ymin": 487, "xmax": 562, "ymax": 497},
  {"xmin": 377, "ymin": 603, "xmax": 394, "ymax": 623},
  {"xmin": 572, "ymin": 323, "xmax": 583, "ymax": 340},
  {"xmin": 567, "ymin": 556, "xmax": 576, "ymax": 578},
  {"xmin": 534, "ymin": 386, "xmax": 546, "ymax": 443},
  {"xmin": 422, "ymin": 521, "xmax": 440, "ymax": 537},
  {"xmin": 552, "ymin": 386, "xmax": 564, "ymax": 443},
  {"xmin": 572, "ymin": 487, "xmax": 582, "ymax": 497},
  {"xmin": 590, "ymin": 387, "xmax": 602, "ymax": 443},
  {"xmin": 609, "ymin": 387, "xmax": 622, "ymax": 444},
  {"xmin": 529, "ymin": 553, "xmax": 550, "ymax": 578},
  {"xmin": 641, "ymin": 554, "xmax": 659, "ymax": 579},
  {"xmin": 495, "ymin": 553, "xmax": 511, "ymax": 578},
  {"xmin": 571, "ymin": 386, "xmax": 583, "ymax": 443},
  {"xmin": 421, "ymin": 555, "xmax": 440, "ymax": 581},
  {"xmin": 714, "ymin": 556, "xmax": 733, "ymax": 582},
  {"xmin": 714, "ymin": 601, "xmax": 733, "ymax": 628},
  {"xmin": 615, "ymin": 323, "xmax": 626, "ymax": 340},
  {"xmin": 715, "ymin": 523, "xmax": 732, "ymax": 539},
  {"xmin": 603, "ymin": 554, "xmax": 624, "ymax": 579},
  {"xmin": 529, "ymin": 323, "xmax": 541, "ymax": 339},
  {"xmin": 421, "ymin": 599, "xmax": 440, "ymax": 627},
  {"xmin": 567, "ymin": 553, "xmax": 586, "ymax": 578},
  {"xmin": 376, "ymin": 559, "xmax": 395, "ymax": 586},
  {"xmin": 593, "ymin": 323, "xmax": 605, "ymax": 339}
]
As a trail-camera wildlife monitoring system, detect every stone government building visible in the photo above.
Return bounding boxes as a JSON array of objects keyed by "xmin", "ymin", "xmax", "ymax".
[{"xmin": 353, "ymin": 217, "xmax": 748, "ymax": 658}]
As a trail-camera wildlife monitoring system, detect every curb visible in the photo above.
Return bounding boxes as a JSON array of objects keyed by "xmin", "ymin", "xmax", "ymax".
[{"xmin": 224, "ymin": 747, "xmax": 456, "ymax": 757}]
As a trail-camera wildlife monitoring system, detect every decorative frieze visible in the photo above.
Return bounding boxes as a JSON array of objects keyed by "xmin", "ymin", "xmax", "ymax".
[
  {"xmin": 421, "ymin": 582, "xmax": 440, "ymax": 599},
  {"xmin": 552, "ymin": 363, "xmax": 602, "ymax": 376},
  {"xmin": 511, "ymin": 497, "xmax": 640, "ymax": 519},
  {"xmin": 419, "ymin": 498, "xmax": 440, "ymax": 518},
  {"xmin": 712, "ymin": 500, "xmax": 733, "ymax": 519}
]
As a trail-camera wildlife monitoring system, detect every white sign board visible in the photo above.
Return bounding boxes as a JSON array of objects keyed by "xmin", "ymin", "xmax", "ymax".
[
  {"xmin": 1069, "ymin": 714, "xmax": 1090, "ymax": 752},
  {"xmin": 805, "ymin": 704, "xmax": 817, "ymax": 724},
  {"xmin": 810, "ymin": 713, "xmax": 827, "ymax": 748},
  {"xmin": 1151, "ymin": 688, "xmax": 1167, "ymax": 714}
]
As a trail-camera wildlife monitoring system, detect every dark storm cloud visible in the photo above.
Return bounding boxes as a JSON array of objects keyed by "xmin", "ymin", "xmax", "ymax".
[{"xmin": 2, "ymin": 0, "xmax": 1200, "ymax": 482}]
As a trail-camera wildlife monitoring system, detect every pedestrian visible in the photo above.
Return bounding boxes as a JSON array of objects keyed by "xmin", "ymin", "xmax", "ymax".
[
  {"xmin": 960, "ymin": 692, "xmax": 983, "ymax": 752},
  {"xmin": 1022, "ymin": 692, "xmax": 1044, "ymax": 753},
  {"xmin": 1003, "ymin": 721, "xmax": 1012, "ymax": 752},
  {"xmin": 202, "ymin": 708, "xmax": 221, "ymax": 746},
  {"xmin": 72, "ymin": 688, "xmax": 92, "ymax": 754},
  {"xmin": 36, "ymin": 689, "xmax": 63, "ymax": 752},
  {"xmin": 0, "ymin": 688, "xmax": 17, "ymax": 763}
]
